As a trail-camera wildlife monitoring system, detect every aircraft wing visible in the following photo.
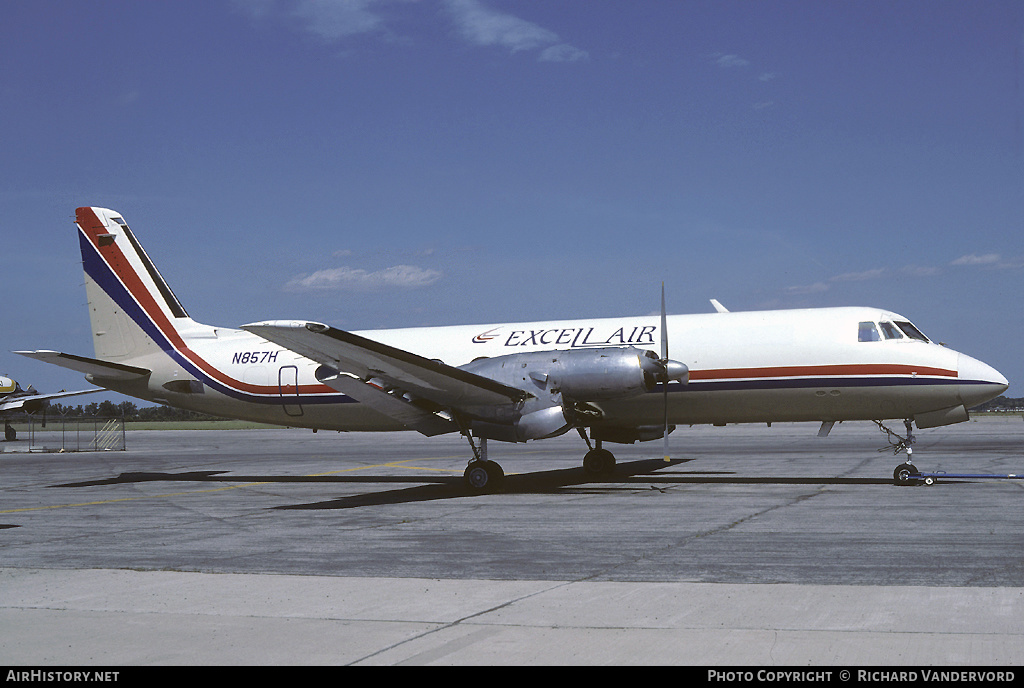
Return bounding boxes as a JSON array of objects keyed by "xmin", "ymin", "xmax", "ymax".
[
  {"xmin": 14, "ymin": 351, "xmax": 151, "ymax": 381},
  {"xmin": 0, "ymin": 387, "xmax": 100, "ymax": 413},
  {"xmin": 242, "ymin": 321, "xmax": 530, "ymax": 413}
]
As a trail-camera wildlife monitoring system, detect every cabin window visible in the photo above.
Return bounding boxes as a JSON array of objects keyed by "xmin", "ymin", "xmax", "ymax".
[
  {"xmin": 879, "ymin": 322, "xmax": 903, "ymax": 340},
  {"xmin": 895, "ymin": 321, "xmax": 929, "ymax": 342},
  {"xmin": 858, "ymin": 322, "xmax": 881, "ymax": 342}
]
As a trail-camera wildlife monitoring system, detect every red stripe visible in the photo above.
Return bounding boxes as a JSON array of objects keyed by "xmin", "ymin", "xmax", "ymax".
[{"xmin": 690, "ymin": 364, "xmax": 956, "ymax": 381}]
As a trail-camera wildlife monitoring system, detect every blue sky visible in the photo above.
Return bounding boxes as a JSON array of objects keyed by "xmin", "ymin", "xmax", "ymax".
[{"xmin": 4, "ymin": 0, "xmax": 1023, "ymax": 400}]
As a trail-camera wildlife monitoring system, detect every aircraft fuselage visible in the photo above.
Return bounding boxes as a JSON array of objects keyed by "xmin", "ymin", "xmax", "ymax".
[{"xmin": 91, "ymin": 305, "xmax": 1003, "ymax": 434}]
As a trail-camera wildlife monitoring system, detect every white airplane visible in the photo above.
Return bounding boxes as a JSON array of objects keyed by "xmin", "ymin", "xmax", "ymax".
[
  {"xmin": 17, "ymin": 207, "xmax": 1009, "ymax": 489},
  {"xmin": 0, "ymin": 375, "xmax": 98, "ymax": 440}
]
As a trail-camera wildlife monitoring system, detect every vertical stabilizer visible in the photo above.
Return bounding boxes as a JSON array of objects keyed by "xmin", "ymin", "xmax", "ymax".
[{"xmin": 76, "ymin": 207, "xmax": 198, "ymax": 363}]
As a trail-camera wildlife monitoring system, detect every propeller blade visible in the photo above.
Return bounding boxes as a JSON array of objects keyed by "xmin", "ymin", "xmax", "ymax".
[
  {"xmin": 660, "ymin": 282, "xmax": 668, "ymax": 362},
  {"xmin": 663, "ymin": 384, "xmax": 670, "ymax": 461},
  {"xmin": 661, "ymin": 282, "xmax": 670, "ymax": 461}
]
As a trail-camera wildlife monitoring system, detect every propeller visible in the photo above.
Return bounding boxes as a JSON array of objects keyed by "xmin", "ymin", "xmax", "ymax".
[
  {"xmin": 661, "ymin": 283, "xmax": 669, "ymax": 461},
  {"xmin": 657, "ymin": 283, "xmax": 688, "ymax": 461}
]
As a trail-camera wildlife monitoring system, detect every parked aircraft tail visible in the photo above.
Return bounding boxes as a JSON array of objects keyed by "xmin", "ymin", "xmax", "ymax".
[{"xmin": 75, "ymin": 206, "xmax": 208, "ymax": 364}]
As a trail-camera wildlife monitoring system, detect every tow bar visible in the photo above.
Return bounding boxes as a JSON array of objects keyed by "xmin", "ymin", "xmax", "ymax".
[{"xmin": 906, "ymin": 471, "xmax": 1022, "ymax": 486}]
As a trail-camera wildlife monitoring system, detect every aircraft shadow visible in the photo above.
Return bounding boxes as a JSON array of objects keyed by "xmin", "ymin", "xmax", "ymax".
[
  {"xmin": 52, "ymin": 459, "xmax": 689, "ymax": 491},
  {"xmin": 278, "ymin": 465, "xmax": 909, "ymax": 510},
  {"xmin": 52, "ymin": 471, "xmax": 456, "ymax": 488},
  {"xmin": 276, "ymin": 458, "xmax": 702, "ymax": 510},
  {"xmin": 51, "ymin": 459, "xmax": 911, "ymax": 511}
]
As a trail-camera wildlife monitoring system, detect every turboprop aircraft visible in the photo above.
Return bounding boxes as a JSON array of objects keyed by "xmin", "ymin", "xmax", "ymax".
[
  {"xmin": 17, "ymin": 207, "xmax": 1009, "ymax": 489},
  {"xmin": 0, "ymin": 375, "xmax": 98, "ymax": 440}
]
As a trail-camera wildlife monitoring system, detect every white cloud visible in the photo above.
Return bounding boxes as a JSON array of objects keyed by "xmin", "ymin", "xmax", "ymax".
[
  {"xmin": 785, "ymin": 267, "xmax": 887, "ymax": 296},
  {"xmin": 539, "ymin": 43, "xmax": 590, "ymax": 63},
  {"xmin": 235, "ymin": 0, "xmax": 587, "ymax": 62},
  {"xmin": 233, "ymin": 0, "xmax": 387, "ymax": 39},
  {"xmin": 444, "ymin": 0, "xmax": 587, "ymax": 60},
  {"xmin": 715, "ymin": 53, "xmax": 750, "ymax": 68},
  {"xmin": 830, "ymin": 268, "xmax": 887, "ymax": 282},
  {"xmin": 445, "ymin": 0, "xmax": 557, "ymax": 52},
  {"xmin": 292, "ymin": 0, "xmax": 384, "ymax": 40},
  {"xmin": 902, "ymin": 265, "xmax": 942, "ymax": 277},
  {"xmin": 951, "ymin": 253, "xmax": 1001, "ymax": 266},
  {"xmin": 232, "ymin": 0, "xmax": 277, "ymax": 19},
  {"xmin": 784, "ymin": 281, "xmax": 830, "ymax": 295},
  {"xmin": 286, "ymin": 264, "xmax": 442, "ymax": 291}
]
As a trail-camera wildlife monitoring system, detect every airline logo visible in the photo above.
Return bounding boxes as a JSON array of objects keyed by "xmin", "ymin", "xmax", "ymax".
[
  {"xmin": 472, "ymin": 328, "xmax": 501, "ymax": 344},
  {"xmin": 473, "ymin": 324, "xmax": 658, "ymax": 348}
]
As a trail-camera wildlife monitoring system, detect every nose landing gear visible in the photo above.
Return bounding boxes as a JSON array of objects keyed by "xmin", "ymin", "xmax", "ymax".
[
  {"xmin": 876, "ymin": 419, "xmax": 923, "ymax": 485},
  {"xmin": 893, "ymin": 461, "xmax": 922, "ymax": 485}
]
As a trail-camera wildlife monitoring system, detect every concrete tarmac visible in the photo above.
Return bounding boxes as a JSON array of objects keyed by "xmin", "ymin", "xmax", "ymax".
[{"xmin": 1, "ymin": 418, "xmax": 1022, "ymax": 665}]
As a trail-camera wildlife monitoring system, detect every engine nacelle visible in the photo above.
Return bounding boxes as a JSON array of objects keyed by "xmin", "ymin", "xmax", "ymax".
[
  {"xmin": 461, "ymin": 347, "xmax": 670, "ymax": 401},
  {"xmin": 592, "ymin": 424, "xmax": 675, "ymax": 444},
  {"xmin": 470, "ymin": 405, "xmax": 571, "ymax": 443}
]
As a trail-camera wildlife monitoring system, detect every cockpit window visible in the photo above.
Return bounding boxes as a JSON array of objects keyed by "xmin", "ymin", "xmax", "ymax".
[
  {"xmin": 858, "ymin": 322, "xmax": 881, "ymax": 342},
  {"xmin": 895, "ymin": 321, "xmax": 929, "ymax": 342},
  {"xmin": 879, "ymin": 322, "xmax": 903, "ymax": 340}
]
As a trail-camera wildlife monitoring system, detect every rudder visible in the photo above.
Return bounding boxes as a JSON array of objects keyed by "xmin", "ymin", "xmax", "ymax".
[{"xmin": 76, "ymin": 207, "xmax": 194, "ymax": 363}]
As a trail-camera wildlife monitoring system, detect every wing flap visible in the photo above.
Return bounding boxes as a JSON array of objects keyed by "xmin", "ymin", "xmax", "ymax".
[
  {"xmin": 242, "ymin": 321, "xmax": 528, "ymax": 410},
  {"xmin": 315, "ymin": 368, "xmax": 455, "ymax": 436}
]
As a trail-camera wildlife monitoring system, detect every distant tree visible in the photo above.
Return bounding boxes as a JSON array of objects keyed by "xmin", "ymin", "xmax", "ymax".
[
  {"xmin": 42, "ymin": 399, "xmax": 221, "ymax": 421},
  {"xmin": 971, "ymin": 396, "xmax": 1024, "ymax": 411}
]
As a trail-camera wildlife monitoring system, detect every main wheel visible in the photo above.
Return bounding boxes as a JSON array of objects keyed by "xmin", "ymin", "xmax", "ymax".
[
  {"xmin": 893, "ymin": 462, "xmax": 920, "ymax": 485},
  {"xmin": 583, "ymin": 448, "xmax": 616, "ymax": 475},
  {"xmin": 464, "ymin": 460, "xmax": 504, "ymax": 491}
]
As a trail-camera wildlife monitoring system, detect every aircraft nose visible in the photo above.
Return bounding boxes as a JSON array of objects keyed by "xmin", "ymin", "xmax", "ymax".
[{"xmin": 957, "ymin": 353, "xmax": 1009, "ymax": 408}]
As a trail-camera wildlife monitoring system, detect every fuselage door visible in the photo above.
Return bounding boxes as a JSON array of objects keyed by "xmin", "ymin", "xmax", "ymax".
[{"xmin": 279, "ymin": 365, "xmax": 303, "ymax": 417}]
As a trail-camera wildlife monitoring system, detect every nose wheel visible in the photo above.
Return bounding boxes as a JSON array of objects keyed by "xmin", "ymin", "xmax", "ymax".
[
  {"xmin": 879, "ymin": 419, "xmax": 924, "ymax": 485},
  {"xmin": 893, "ymin": 462, "xmax": 922, "ymax": 485}
]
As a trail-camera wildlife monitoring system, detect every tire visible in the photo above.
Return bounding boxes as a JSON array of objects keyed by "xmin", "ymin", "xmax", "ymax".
[
  {"xmin": 893, "ymin": 462, "xmax": 920, "ymax": 485},
  {"xmin": 583, "ymin": 449, "xmax": 615, "ymax": 475},
  {"xmin": 464, "ymin": 461, "xmax": 503, "ymax": 491}
]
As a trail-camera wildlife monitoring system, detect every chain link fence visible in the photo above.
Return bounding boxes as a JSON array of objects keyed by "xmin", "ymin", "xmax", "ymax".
[{"xmin": 1, "ymin": 415, "xmax": 126, "ymax": 453}]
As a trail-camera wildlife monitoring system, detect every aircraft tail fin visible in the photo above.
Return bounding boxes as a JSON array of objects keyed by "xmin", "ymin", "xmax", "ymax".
[{"xmin": 75, "ymin": 207, "xmax": 206, "ymax": 364}]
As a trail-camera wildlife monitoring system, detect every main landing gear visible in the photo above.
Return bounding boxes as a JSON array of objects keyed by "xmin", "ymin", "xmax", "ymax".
[
  {"xmin": 458, "ymin": 426, "xmax": 619, "ymax": 492},
  {"xmin": 460, "ymin": 434, "xmax": 506, "ymax": 491},
  {"xmin": 578, "ymin": 428, "xmax": 616, "ymax": 475},
  {"xmin": 876, "ymin": 419, "xmax": 923, "ymax": 485}
]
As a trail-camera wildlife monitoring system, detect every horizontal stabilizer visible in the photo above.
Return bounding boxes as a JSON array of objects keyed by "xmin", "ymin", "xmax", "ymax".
[
  {"xmin": 0, "ymin": 387, "xmax": 101, "ymax": 413},
  {"xmin": 14, "ymin": 351, "xmax": 151, "ymax": 381},
  {"xmin": 242, "ymin": 321, "xmax": 529, "ymax": 410}
]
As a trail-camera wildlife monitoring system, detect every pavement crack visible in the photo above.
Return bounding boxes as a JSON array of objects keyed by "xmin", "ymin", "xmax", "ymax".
[{"xmin": 347, "ymin": 580, "xmax": 571, "ymax": 665}]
